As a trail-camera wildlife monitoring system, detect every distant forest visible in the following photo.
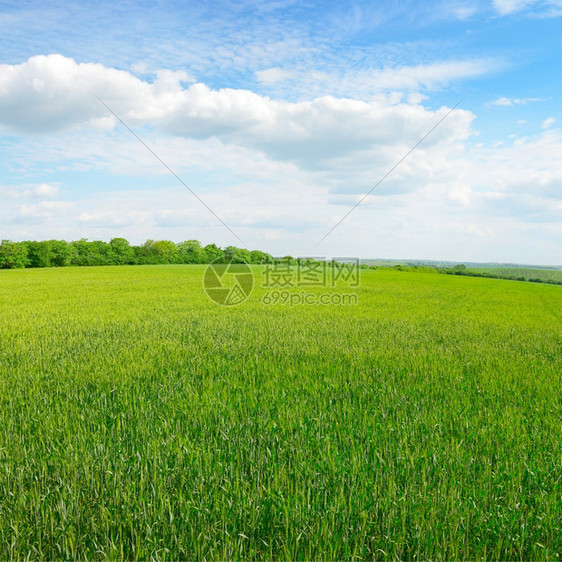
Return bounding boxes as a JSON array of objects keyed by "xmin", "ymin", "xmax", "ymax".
[
  {"xmin": 0, "ymin": 238, "xmax": 274, "ymax": 269},
  {"xmin": 1, "ymin": 239, "xmax": 561, "ymax": 286}
]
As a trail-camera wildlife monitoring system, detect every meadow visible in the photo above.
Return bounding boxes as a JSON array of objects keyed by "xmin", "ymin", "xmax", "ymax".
[
  {"xmin": 467, "ymin": 266, "xmax": 562, "ymax": 284},
  {"xmin": 0, "ymin": 265, "xmax": 561, "ymax": 559}
]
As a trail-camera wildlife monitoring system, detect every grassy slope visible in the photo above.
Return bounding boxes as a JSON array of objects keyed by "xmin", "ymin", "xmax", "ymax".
[
  {"xmin": 0, "ymin": 266, "xmax": 561, "ymax": 559},
  {"xmin": 468, "ymin": 267, "xmax": 562, "ymax": 283}
]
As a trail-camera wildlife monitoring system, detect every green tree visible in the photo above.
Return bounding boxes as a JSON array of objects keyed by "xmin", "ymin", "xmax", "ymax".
[
  {"xmin": 0, "ymin": 240, "xmax": 28, "ymax": 269},
  {"xmin": 177, "ymin": 240, "xmax": 205, "ymax": 264},
  {"xmin": 224, "ymin": 245, "xmax": 251, "ymax": 264},
  {"xmin": 50, "ymin": 240, "xmax": 75, "ymax": 267},
  {"xmin": 71, "ymin": 239, "xmax": 113, "ymax": 266},
  {"xmin": 203, "ymin": 243, "xmax": 225, "ymax": 263},
  {"xmin": 281, "ymin": 255, "xmax": 297, "ymax": 265},
  {"xmin": 26, "ymin": 240, "xmax": 53, "ymax": 268},
  {"xmin": 135, "ymin": 240, "xmax": 178, "ymax": 264},
  {"xmin": 249, "ymin": 250, "xmax": 272, "ymax": 264},
  {"xmin": 110, "ymin": 238, "xmax": 135, "ymax": 265},
  {"xmin": 27, "ymin": 239, "xmax": 75, "ymax": 268}
]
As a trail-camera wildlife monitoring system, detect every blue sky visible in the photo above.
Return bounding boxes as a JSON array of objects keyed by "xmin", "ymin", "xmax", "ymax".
[{"xmin": 1, "ymin": 0, "xmax": 561, "ymax": 263}]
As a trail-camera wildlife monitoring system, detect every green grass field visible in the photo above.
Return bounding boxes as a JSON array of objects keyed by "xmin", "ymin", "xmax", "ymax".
[
  {"xmin": 0, "ymin": 265, "xmax": 561, "ymax": 559},
  {"xmin": 468, "ymin": 267, "xmax": 562, "ymax": 284}
]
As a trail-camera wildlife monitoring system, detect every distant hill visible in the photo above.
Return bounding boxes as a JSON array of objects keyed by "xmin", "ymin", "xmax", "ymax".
[{"xmin": 361, "ymin": 259, "xmax": 562, "ymax": 270}]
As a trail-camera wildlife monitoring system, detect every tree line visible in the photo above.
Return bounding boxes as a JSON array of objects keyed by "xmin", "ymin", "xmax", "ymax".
[
  {"xmin": 376, "ymin": 263, "xmax": 562, "ymax": 286},
  {"xmin": 0, "ymin": 239, "xmax": 275, "ymax": 269},
  {"xmin": 4, "ymin": 240, "xmax": 558, "ymax": 286},
  {"xmin": 438, "ymin": 264, "xmax": 562, "ymax": 285}
]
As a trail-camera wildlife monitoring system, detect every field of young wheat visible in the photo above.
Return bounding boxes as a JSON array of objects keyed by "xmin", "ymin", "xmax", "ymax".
[
  {"xmin": 468, "ymin": 266, "xmax": 562, "ymax": 284},
  {"xmin": 0, "ymin": 265, "xmax": 560, "ymax": 559}
]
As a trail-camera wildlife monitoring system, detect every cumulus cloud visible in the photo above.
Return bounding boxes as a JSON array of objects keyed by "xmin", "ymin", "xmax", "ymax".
[
  {"xmin": 160, "ymin": 90, "xmax": 473, "ymax": 173},
  {"xmin": 0, "ymin": 54, "xmax": 474, "ymax": 174},
  {"xmin": 0, "ymin": 54, "xmax": 188, "ymax": 133},
  {"xmin": 0, "ymin": 55, "xmax": 141, "ymax": 133},
  {"xmin": 0, "ymin": 55, "xmax": 560, "ymax": 263}
]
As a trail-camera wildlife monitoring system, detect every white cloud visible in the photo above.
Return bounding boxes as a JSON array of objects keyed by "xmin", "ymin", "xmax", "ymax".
[
  {"xmin": 32, "ymin": 183, "xmax": 59, "ymax": 197},
  {"xmin": 490, "ymin": 97, "xmax": 515, "ymax": 106},
  {"xmin": 130, "ymin": 62, "xmax": 150, "ymax": 75},
  {"xmin": 17, "ymin": 200, "xmax": 73, "ymax": 221},
  {"xmin": 492, "ymin": 0, "xmax": 562, "ymax": 16},
  {"xmin": 493, "ymin": 0, "xmax": 538, "ymax": 15},
  {"xmin": 0, "ymin": 55, "xmax": 474, "ymax": 175},
  {"xmin": 542, "ymin": 116, "xmax": 556, "ymax": 128},
  {"xmin": 0, "ymin": 55, "xmax": 191, "ymax": 134},
  {"xmin": 157, "ymin": 92, "xmax": 473, "ymax": 174},
  {"xmin": 447, "ymin": 3, "xmax": 480, "ymax": 20},
  {"xmin": 2, "ymin": 129, "xmax": 561, "ymax": 263},
  {"xmin": 361, "ymin": 60, "xmax": 497, "ymax": 90},
  {"xmin": 0, "ymin": 54, "xmax": 491, "ymax": 140},
  {"xmin": 255, "ymin": 59, "xmax": 498, "ymax": 96},
  {"xmin": 489, "ymin": 96, "xmax": 541, "ymax": 106},
  {"xmin": 0, "ymin": 56, "xmax": 560, "ymax": 263},
  {"xmin": 2, "ymin": 182, "xmax": 59, "ymax": 199},
  {"xmin": 3, "ymin": 121, "xmax": 560, "ymax": 261},
  {"xmin": 0, "ymin": 55, "xmax": 147, "ymax": 133},
  {"xmin": 255, "ymin": 67, "xmax": 294, "ymax": 84},
  {"xmin": 257, "ymin": 59, "xmax": 501, "ymax": 99}
]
